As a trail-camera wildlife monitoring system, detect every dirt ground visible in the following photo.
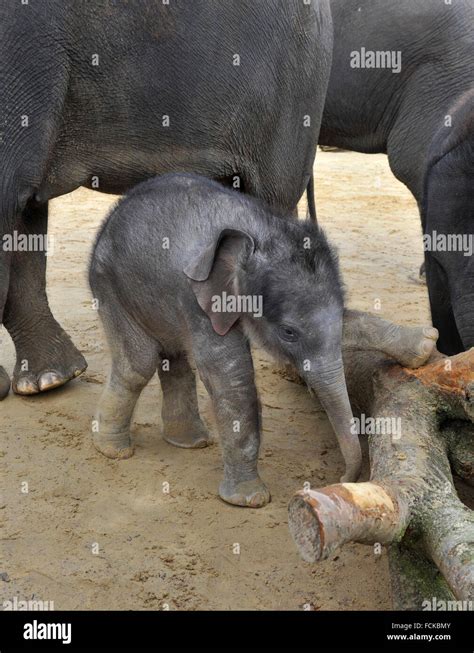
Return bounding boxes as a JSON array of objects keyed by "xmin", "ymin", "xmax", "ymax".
[{"xmin": 1, "ymin": 151, "xmax": 437, "ymax": 610}]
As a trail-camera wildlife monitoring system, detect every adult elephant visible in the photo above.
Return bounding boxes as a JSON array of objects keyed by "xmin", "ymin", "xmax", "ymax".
[
  {"xmin": 319, "ymin": 0, "xmax": 473, "ymax": 355},
  {"xmin": 0, "ymin": 0, "xmax": 332, "ymax": 399}
]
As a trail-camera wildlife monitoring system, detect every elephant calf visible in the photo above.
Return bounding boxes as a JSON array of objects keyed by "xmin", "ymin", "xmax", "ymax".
[{"xmin": 89, "ymin": 173, "xmax": 366, "ymax": 507}]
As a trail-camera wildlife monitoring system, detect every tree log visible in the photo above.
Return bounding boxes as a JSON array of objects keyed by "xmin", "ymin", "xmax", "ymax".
[{"xmin": 288, "ymin": 333, "xmax": 474, "ymax": 606}]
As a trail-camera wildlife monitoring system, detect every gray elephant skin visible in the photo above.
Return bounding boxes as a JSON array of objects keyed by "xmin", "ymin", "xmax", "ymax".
[
  {"xmin": 89, "ymin": 173, "xmax": 362, "ymax": 507},
  {"xmin": 319, "ymin": 0, "xmax": 473, "ymax": 355},
  {"xmin": 0, "ymin": 0, "xmax": 333, "ymax": 399}
]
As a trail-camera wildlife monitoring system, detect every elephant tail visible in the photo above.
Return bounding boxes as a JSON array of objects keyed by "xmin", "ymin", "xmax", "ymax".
[{"xmin": 307, "ymin": 174, "xmax": 317, "ymax": 224}]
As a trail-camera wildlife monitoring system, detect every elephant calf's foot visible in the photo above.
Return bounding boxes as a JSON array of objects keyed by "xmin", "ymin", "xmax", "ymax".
[
  {"xmin": 93, "ymin": 430, "xmax": 134, "ymax": 460},
  {"xmin": 12, "ymin": 330, "xmax": 87, "ymax": 395},
  {"xmin": 219, "ymin": 476, "xmax": 271, "ymax": 508},
  {"xmin": 0, "ymin": 366, "xmax": 11, "ymax": 400},
  {"xmin": 383, "ymin": 325, "xmax": 439, "ymax": 368},
  {"xmin": 162, "ymin": 418, "xmax": 211, "ymax": 449}
]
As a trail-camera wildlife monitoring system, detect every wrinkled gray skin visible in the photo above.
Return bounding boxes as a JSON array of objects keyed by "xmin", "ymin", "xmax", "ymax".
[
  {"xmin": 89, "ymin": 174, "xmax": 362, "ymax": 507},
  {"xmin": 319, "ymin": 0, "xmax": 474, "ymax": 355},
  {"xmin": 0, "ymin": 0, "xmax": 332, "ymax": 400}
]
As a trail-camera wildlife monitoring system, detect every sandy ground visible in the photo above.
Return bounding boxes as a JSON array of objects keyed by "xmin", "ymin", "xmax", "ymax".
[{"xmin": 1, "ymin": 151, "xmax": 441, "ymax": 610}]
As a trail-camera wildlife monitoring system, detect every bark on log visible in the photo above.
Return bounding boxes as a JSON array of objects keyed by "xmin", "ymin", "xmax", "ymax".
[
  {"xmin": 388, "ymin": 545, "xmax": 456, "ymax": 610},
  {"xmin": 289, "ymin": 343, "xmax": 474, "ymax": 606},
  {"xmin": 444, "ymin": 422, "xmax": 474, "ymax": 486}
]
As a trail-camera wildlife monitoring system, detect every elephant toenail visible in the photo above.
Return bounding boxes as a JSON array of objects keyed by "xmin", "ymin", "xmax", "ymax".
[
  {"xmin": 14, "ymin": 378, "xmax": 39, "ymax": 395},
  {"xmin": 38, "ymin": 372, "xmax": 63, "ymax": 392}
]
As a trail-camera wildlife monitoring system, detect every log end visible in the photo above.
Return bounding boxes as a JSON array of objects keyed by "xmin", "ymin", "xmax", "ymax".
[
  {"xmin": 288, "ymin": 493, "xmax": 323, "ymax": 563},
  {"xmin": 289, "ymin": 483, "xmax": 406, "ymax": 563}
]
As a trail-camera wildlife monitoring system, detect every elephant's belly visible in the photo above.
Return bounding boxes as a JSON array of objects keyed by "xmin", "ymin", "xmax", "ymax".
[{"xmin": 38, "ymin": 142, "xmax": 237, "ymax": 201}]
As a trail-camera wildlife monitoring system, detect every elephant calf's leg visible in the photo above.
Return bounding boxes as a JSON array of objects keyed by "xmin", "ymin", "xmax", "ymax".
[
  {"xmin": 343, "ymin": 310, "xmax": 439, "ymax": 368},
  {"xmin": 93, "ymin": 309, "xmax": 160, "ymax": 459},
  {"xmin": 4, "ymin": 201, "xmax": 86, "ymax": 395},
  {"xmin": 158, "ymin": 352, "xmax": 210, "ymax": 449},
  {"xmin": 193, "ymin": 329, "xmax": 269, "ymax": 508}
]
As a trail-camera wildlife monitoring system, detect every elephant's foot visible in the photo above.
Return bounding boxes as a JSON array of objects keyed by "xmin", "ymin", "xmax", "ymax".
[
  {"xmin": 0, "ymin": 366, "xmax": 11, "ymax": 400},
  {"xmin": 219, "ymin": 476, "xmax": 271, "ymax": 508},
  {"xmin": 162, "ymin": 418, "xmax": 211, "ymax": 449},
  {"xmin": 383, "ymin": 325, "xmax": 439, "ymax": 369},
  {"xmin": 93, "ymin": 429, "xmax": 134, "ymax": 460},
  {"xmin": 11, "ymin": 328, "xmax": 87, "ymax": 395}
]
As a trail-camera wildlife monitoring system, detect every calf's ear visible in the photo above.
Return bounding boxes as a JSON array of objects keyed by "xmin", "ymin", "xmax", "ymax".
[{"xmin": 183, "ymin": 228, "xmax": 255, "ymax": 335}]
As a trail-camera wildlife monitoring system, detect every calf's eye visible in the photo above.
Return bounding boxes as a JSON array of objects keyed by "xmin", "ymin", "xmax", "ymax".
[{"xmin": 278, "ymin": 325, "xmax": 299, "ymax": 342}]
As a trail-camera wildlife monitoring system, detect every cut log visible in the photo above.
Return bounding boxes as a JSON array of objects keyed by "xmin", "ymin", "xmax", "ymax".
[
  {"xmin": 289, "ymin": 482, "xmax": 408, "ymax": 562},
  {"xmin": 288, "ymin": 329, "xmax": 474, "ymax": 607}
]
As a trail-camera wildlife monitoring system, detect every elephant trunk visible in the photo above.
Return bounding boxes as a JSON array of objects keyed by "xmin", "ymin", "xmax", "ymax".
[{"xmin": 305, "ymin": 359, "xmax": 362, "ymax": 483}]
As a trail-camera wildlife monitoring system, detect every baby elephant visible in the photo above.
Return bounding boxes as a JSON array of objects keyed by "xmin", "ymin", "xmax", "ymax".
[{"xmin": 89, "ymin": 173, "xmax": 361, "ymax": 507}]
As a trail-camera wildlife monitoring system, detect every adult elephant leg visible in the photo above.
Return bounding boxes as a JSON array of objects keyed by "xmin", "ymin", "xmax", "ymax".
[
  {"xmin": 445, "ymin": 158, "xmax": 474, "ymax": 351},
  {"xmin": 422, "ymin": 128, "xmax": 474, "ymax": 354},
  {"xmin": 3, "ymin": 200, "xmax": 87, "ymax": 395},
  {"xmin": 242, "ymin": 158, "xmax": 314, "ymax": 219},
  {"xmin": 0, "ymin": 178, "xmax": 23, "ymax": 400},
  {"xmin": 0, "ymin": 243, "xmax": 12, "ymax": 399},
  {"xmin": 424, "ymin": 254, "xmax": 464, "ymax": 356},
  {"xmin": 452, "ymin": 283, "xmax": 474, "ymax": 352},
  {"xmin": 385, "ymin": 91, "xmax": 467, "ymax": 351},
  {"xmin": 240, "ymin": 0, "xmax": 331, "ymax": 218},
  {"xmin": 0, "ymin": 11, "xmax": 72, "ymax": 396}
]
